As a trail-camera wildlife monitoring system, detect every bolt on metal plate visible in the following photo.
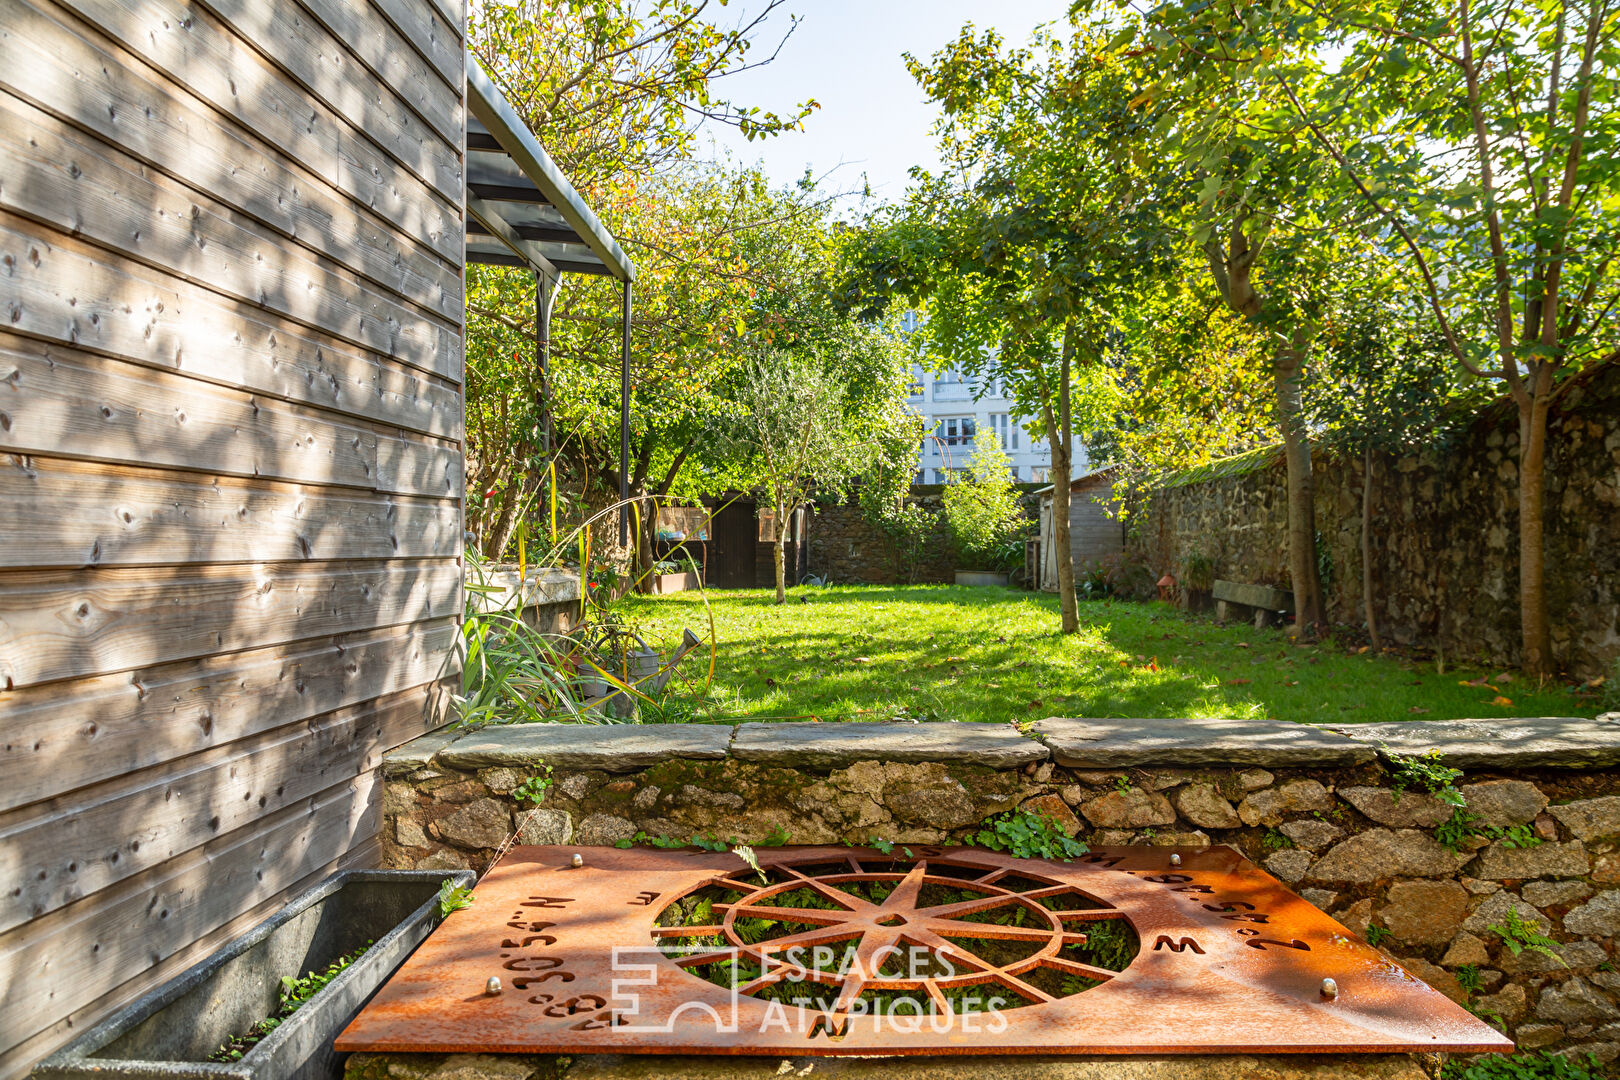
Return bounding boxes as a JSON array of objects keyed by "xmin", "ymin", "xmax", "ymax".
[{"xmin": 335, "ymin": 845, "xmax": 1512, "ymax": 1057}]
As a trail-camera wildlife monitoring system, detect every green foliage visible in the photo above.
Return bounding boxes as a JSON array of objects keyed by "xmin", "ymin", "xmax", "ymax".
[
  {"xmin": 1381, "ymin": 746, "xmax": 1466, "ymax": 807},
  {"xmin": 941, "ymin": 439, "xmax": 1027, "ymax": 570},
  {"xmin": 437, "ymin": 879, "xmax": 475, "ymax": 919},
  {"xmin": 457, "ymin": 554, "xmax": 593, "ymax": 726},
  {"xmin": 1363, "ymin": 924, "xmax": 1392, "ymax": 947},
  {"xmin": 1262, "ymin": 829, "xmax": 1293, "ymax": 852},
  {"xmin": 209, "ymin": 942, "xmax": 372, "ymax": 1062},
  {"xmin": 1454, "ymin": 965, "xmax": 1484, "ymax": 995},
  {"xmin": 1440, "ymin": 1051, "xmax": 1610, "ymax": 1080},
  {"xmin": 1180, "ymin": 551, "xmax": 1216, "ymax": 593},
  {"xmin": 1435, "ymin": 808, "xmax": 1482, "ymax": 854},
  {"xmin": 513, "ymin": 766, "xmax": 554, "ymax": 806},
  {"xmin": 968, "ymin": 811, "xmax": 1089, "ymax": 861},
  {"xmin": 1489, "ymin": 909, "xmax": 1567, "ymax": 969},
  {"xmin": 862, "ymin": 499, "xmax": 941, "ymax": 584},
  {"xmin": 724, "ymin": 348, "xmax": 906, "ymax": 602},
  {"xmin": 1157, "ymin": 446, "xmax": 1283, "ymax": 490},
  {"xmin": 614, "ymin": 831, "xmax": 690, "ymax": 850}
]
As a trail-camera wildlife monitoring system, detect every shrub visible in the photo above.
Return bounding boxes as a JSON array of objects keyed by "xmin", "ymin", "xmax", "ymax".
[{"xmin": 941, "ymin": 439, "xmax": 1026, "ymax": 570}]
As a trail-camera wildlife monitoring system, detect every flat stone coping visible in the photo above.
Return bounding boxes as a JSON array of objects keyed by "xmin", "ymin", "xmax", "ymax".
[
  {"xmin": 384, "ymin": 728, "xmax": 466, "ymax": 776},
  {"xmin": 437, "ymin": 723, "xmax": 734, "ymax": 772},
  {"xmin": 730, "ymin": 721, "xmax": 1047, "ymax": 769},
  {"xmin": 385, "ymin": 716, "xmax": 1620, "ymax": 775},
  {"xmin": 469, "ymin": 565, "xmax": 581, "ymax": 614},
  {"xmin": 1033, "ymin": 717, "xmax": 1375, "ymax": 768},
  {"xmin": 348, "ymin": 1052, "xmax": 1426, "ymax": 1080},
  {"xmin": 1319, "ymin": 716, "xmax": 1620, "ymax": 767}
]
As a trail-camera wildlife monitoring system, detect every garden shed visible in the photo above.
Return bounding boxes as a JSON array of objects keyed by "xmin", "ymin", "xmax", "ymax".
[
  {"xmin": 1036, "ymin": 466, "xmax": 1123, "ymax": 592},
  {"xmin": 0, "ymin": 0, "xmax": 631, "ymax": 1072}
]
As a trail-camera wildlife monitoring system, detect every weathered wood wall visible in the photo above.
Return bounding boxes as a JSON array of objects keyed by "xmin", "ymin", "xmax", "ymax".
[
  {"xmin": 1039, "ymin": 475, "xmax": 1123, "ymax": 592},
  {"xmin": 0, "ymin": 0, "xmax": 466, "ymax": 1070}
]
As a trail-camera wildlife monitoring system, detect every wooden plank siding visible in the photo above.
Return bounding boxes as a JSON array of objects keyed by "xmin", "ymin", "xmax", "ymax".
[{"xmin": 0, "ymin": 0, "xmax": 467, "ymax": 1070}]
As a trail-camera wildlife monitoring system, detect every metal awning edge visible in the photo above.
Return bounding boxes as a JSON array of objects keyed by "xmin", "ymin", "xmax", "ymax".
[
  {"xmin": 465, "ymin": 57, "xmax": 636, "ymax": 283},
  {"xmin": 466, "ymin": 194, "xmax": 558, "ymax": 281}
]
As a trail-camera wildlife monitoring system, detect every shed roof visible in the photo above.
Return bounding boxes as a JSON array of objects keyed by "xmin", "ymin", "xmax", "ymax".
[
  {"xmin": 463, "ymin": 58, "xmax": 635, "ymax": 283},
  {"xmin": 1034, "ymin": 464, "xmax": 1120, "ymax": 497}
]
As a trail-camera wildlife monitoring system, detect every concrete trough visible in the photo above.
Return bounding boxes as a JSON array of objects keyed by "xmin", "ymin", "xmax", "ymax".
[{"xmin": 32, "ymin": 869, "xmax": 471, "ymax": 1080}]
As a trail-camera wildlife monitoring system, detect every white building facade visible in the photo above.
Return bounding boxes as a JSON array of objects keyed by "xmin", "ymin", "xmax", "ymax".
[{"xmin": 907, "ymin": 362, "xmax": 1085, "ymax": 485}]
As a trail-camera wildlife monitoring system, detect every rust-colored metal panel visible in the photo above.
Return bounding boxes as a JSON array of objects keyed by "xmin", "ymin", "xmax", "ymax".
[{"xmin": 335, "ymin": 845, "xmax": 1512, "ymax": 1057}]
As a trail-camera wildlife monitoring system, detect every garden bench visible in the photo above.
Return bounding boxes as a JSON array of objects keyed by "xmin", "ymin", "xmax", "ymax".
[{"xmin": 1212, "ymin": 579, "xmax": 1294, "ymax": 629}]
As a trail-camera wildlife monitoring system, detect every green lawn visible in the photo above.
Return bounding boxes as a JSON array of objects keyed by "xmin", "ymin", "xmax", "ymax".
[{"xmin": 616, "ymin": 585, "xmax": 1596, "ymax": 726}]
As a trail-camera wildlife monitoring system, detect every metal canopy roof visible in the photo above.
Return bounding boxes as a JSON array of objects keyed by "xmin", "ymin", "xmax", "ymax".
[{"xmin": 464, "ymin": 57, "xmax": 636, "ymax": 283}]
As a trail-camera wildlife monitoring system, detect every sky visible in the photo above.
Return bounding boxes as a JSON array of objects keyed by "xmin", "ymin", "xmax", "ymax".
[{"xmin": 699, "ymin": 0, "xmax": 1065, "ymax": 207}]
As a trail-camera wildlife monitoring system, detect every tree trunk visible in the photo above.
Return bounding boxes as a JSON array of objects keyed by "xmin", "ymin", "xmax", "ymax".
[
  {"xmin": 484, "ymin": 475, "xmax": 531, "ymax": 562},
  {"xmin": 1518, "ymin": 394, "xmax": 1553, "ymax": 676},
  {"xmin": 1273, "ymin": 333, "xmax": 1324, "ymax": 637},
  {"xmin": 1362, "ymin": 443, "xmax": 1381, "ymax": 652},
  {"xmin": 1051, "ymin": 439, "xmax": 1077, "ymax": 633},
  {"xmin": 632, "ymin": 488, "xmax": 657, "ymax": 593},
  {"xmin": 774, "ymin": 516, "xmax": 788, "ymax": 604},
  {"xmin": 1053, "ymin": 325, "xmax": 1079, "ymax": 633}
]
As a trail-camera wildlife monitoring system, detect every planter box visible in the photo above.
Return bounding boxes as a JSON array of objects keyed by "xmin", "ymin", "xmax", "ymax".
[
  {"xmin": 651, "ymin": 571, "xmax": 699, "ymax": 594},
  {"xmin": 954, "ymin": 570, "xmax": 1011, "ymax": 587},
  {"xmin": 33, "ymin": 869, "xmax": 470, "ymax": 1080}
]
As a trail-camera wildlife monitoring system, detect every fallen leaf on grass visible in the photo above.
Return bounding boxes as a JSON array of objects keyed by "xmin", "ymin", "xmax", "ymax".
[
  {"xmin": 1409, "ymin": 706, "xmax": 1429, "ymax": 714},
  {"xmin": 1224, "ymin": 678, "xmax": 1252, "ymax": 685},
  {"xmin": 1234, "ymin": 642, "xmax": 1250, "ymax": 649},
  {"xmin": 946, "ymin": 655, "xmax": 968, "ymax": 662},
  {"xmin": 1028, "ymin": 700, "xmax": 1043, "ymax": 709},
  {"xmin": 1491, "ymin": 696, "xmax": 1513, "ymax": 706},
  {"xmin": 853, "ymin": 657, "xmax": 872, "ymax": 664}
]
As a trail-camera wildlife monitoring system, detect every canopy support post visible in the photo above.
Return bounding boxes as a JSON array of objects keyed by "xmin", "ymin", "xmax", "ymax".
[
  {"xmin": 619, "ymin": 280, "xmax": 632, "ymax": 546},
  {"xmin": 536, "ymin": 272, "xmax": 557, "ymax": 455}
]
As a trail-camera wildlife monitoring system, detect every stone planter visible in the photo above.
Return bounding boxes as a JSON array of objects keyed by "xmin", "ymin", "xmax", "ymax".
[
  {"xmin": 33, "ymin": 869, "xmax": 470, "ymax": 1080},
  {"xmin": 954, "ymin": 570, "xmax": 1011, "ymax": 587},
  {"xmin": 651, "ymin": 571, "xmax": 699, "ymax": 594}
]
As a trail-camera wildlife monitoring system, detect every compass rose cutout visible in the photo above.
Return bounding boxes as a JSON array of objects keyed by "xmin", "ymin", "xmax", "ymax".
[{"xmin": 652, "ymin": 856, "xmax": 1132, "ymax": 1017}]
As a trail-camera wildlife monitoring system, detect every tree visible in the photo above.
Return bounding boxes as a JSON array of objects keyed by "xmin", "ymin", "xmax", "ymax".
[
  {"xmin": 470, "ymin": 0, "xmax": 815, "ymax": 189},
  {"xmin": 942, "ymin": 438, "xmax": 1027, "ymax": 571},
  {"xmin": 1308, "ymin": 289, "xmax": 1463, "ymax": 649},
  {"xmin": 727, "ymin": 352, "xmax": 868, "ymax": 602},
  {"xmin": 1128, "ymin": 0, "xmax": 1620, "ymax": 673},
  {"xmin": 461, "ymin": 0, "xmax": 817, "ymax": 563},
  {"xmin": 1086, "ymin": 0, "xmax": 1396, "ymax": 636},
  {"xmin": 840, "ymin": 22, "xmax": 1177, "ymax": 633}
]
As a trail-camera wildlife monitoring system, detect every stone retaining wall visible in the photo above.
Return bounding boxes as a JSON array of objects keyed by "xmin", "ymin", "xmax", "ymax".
[
  {"xmin": 1125, "ymin": 362, "xmax": 1620, "ymax": 677},
  {"xmin": 807, "ymin": 488, "xmax": 1043, "ymax": 586},
  {"xmin": 382, "ymin": 715, "xmax": 1620, "ymax": 1067}
]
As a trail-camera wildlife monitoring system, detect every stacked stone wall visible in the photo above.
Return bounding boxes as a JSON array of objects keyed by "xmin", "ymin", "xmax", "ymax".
[
  {"xmin": 808, "ymin": 488, "xmax": 1043, "ymax": 585},
  {"xmin": 1127, "ymin": 362, "xmax": 1620, "ymax": 677},
  {"xmin": 382, "ymin": 715, "xmax": 1620, "ymax": 1067}
]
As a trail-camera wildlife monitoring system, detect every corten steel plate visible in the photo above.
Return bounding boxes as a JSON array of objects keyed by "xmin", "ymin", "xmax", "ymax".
[{"xmin": 335, "ymin": 845, "xmax": 1512, "ymax": 1057}]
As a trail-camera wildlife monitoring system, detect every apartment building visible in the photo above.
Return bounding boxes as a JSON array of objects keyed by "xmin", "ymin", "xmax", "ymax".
[{"xmin": 907, "ymin": 362, "xmax": 1084, "ymax": 484}]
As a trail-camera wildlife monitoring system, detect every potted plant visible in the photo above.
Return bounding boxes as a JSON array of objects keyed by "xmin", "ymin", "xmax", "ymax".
[
  {"xmin": 32, "ymin": 870, "xmax": 472, "ymax": 1080},
  {"xmin": 650, "ymin": 552, "xmax": 700, "ymax": 594},
  {"xmin": 942, "ymin": 438, "xmax": 1027, "ymax": 587}
]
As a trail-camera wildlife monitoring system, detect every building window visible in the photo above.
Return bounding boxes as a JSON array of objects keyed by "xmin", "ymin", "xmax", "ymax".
[
  {"xmin": 1008, "ymin": 465, "xmax": 1020, "ymax": 481},
  {"xmin": 988, "ymin": 413, "xmax": 1018, "ymax": 450},
  {"xmin": 1029, "ymin": 466, "xmax": 1049, "ymax": 483},
  {"xmin": 935, "ymin": 416, "xmax": 976, "ymax": 446}
]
